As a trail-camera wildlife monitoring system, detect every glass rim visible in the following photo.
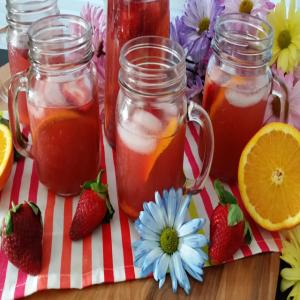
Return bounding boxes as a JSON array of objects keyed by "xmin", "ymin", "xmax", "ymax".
[
  {"xmin": 6, "ymin": 0, "xmax": 57, "ymax": 10},
  {"xmin": 215, "ymin": 13, "xmax": 274, "ymax": 43},
  {"xmin": 6, "ymin": 0, "xmax": 59, "ymax": 26},
  {"xmin": 119, "ymin": 35, "xmax": 186, "ymax": 75},
  {"xmin": 28, "ymin": 14, "xmax": 92, "ymax": 46}
]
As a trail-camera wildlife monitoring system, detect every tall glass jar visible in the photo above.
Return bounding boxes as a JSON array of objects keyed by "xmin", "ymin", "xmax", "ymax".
[
  {"xmin": 8, "ymin": 15, "xmax": 101, "ymax": 196},
  {"xmin": 104, "ymin": 0, "xmax": 170, "ymax": 148},
  {"xmin": 202, "ymin": 13, "xmax": 287, "ymax": 183},
  {"xmin": 6, "ymin": 0, "xmax": 59, "ymax": 126}
]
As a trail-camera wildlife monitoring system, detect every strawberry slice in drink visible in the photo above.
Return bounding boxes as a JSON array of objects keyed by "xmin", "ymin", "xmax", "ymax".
[{"xmin": 62, "ymin": 78, "xmax": 93, "ymax": 110}]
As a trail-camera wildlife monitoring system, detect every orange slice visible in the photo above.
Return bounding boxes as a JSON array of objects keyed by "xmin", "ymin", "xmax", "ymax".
[
  {"xmin": 208, "ymin": 76, "xmax": 245, "ymax": 120},
  {"xmin": 209, "ymin": 88, "xmax": 225, "ymax": 120},
  {"xmin": 238, "ymin": 122, "xmax": 300, "ymax": 231},
  {"xmin": 32, "ymin": 109, "xmax": 80, "ymax": 141},
  {"xmin": 0, "ymin": 124, "xmax": 13, "ymax": 190},
  {"xmin": 143, "ymin": 118, "xmax": 177, "ymax": 181}
]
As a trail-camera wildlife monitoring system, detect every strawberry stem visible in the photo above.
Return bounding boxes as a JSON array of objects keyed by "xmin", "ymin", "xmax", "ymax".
[{"xmin": 96, "ymin": 169, "xmax": 105, "ymax": 185}]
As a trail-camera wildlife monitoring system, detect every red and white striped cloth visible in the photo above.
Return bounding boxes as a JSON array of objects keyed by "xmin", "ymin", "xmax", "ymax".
[{"xmin": 0, "ymin": 124, "xmax": 282, "ymax": 299}]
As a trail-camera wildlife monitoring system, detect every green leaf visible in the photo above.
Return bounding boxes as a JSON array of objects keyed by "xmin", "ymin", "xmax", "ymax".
[
  {"xmin": 82, "ymin": 170, "xmax": 107, "ymax": 194},
  {"xmin": 0, "ymin": 117, "xmax": 9, "ymax": 128},
  {"xmin": 0, "ymin": 117, "xmax": 25, "ymax": 162},
  {"xmin": 214, "ymin": 179, "xmax": 237, "ymax": 205},
  {"xmin": 102, "ymin": 196, "xmax": 115, "ymax": 223},
  {"xmin": 90, "ymin": 182, "xmax": 108, "ymax": 194},
  {"xmin": 13, "ymin": 150, "xmax": 24, "ymax": 162},
  {"xmin": 228, "ymin": 204, "xmax": 244, "ymax": 226},
  {"xmin": 5, "ymin": 211, "xmax": 13, "ymax": 235},
  {"xmin": 11, "ymin": 202, "xmax": 22, "ymax": 213},
  {"xmin": 27, "ymin": 201, "xmax": 40, "ymax": 216},
  {"xmin": 82, "ymin": 181, "xmax": 93, "ymax": 190},
  {"xmin": 244, "ymin": 221, "xmax": 252, "ymax": 244}
]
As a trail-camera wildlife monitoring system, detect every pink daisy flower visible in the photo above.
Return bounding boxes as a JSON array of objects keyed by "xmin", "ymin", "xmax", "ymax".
[
  {"xmin": 80, "ymin": 2, "xmax": 106, "ymax": 114},
  {"xmin": 295, "ymin": 65, "xmax": 300, "ymax": 82},
  {"xmin": 224, "ymin": 0, "xmax": 275, "ymax": 19}
]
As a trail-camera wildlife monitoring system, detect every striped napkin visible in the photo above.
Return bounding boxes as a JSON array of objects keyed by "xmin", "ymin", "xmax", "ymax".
[{"xmin": 0, "ymin": 124, "xmax": 282, "ymax": 299}]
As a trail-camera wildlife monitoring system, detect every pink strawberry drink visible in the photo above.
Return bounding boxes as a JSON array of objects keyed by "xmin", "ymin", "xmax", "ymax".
[{"xmin": 27, "ymin": 75, "xmax": 100, "ymax": 195}]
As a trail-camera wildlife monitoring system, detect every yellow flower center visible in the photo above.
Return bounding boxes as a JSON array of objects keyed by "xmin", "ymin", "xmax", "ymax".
[
  {"xmin": 239, "ymin": 0, "xmax": 254, "ymax": 14},
  {"xmin": 198, "ymin": 17, "xmax": 210, "ymax": 33},
  {"xmin": 277, "ymin": 30, "xmax": 291, "ymax": 49},
  {"xmin": 160, "ymin": 227, "xmax": 178, "ymax": 254}
]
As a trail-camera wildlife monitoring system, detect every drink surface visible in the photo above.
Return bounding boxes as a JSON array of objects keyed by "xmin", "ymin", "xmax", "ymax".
[
  {"xmin": 8, "ymin": 46, "xmax": 30, "ymax": 126},
  {"xmin": 105, "ymin": 0, "xmax": 170, "ymax": 147},
  {"xmin": 116, "ymin": 106, "xmax": 185, "ymax": 220},
  {"xmin": 202, "ymin": 66, "xmax": 271, "ymax": 182},
  {"xmin": 28, "ymin": 78, "xmax": 100, "ymax": 195}
]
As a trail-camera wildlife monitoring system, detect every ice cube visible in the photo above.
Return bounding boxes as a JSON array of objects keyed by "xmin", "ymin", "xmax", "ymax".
[
  {"xmin": 209, "ymin": 65, "xmax": 231, "ymax": 86},
  {"xmin": 117, "ymin": 122, "xmax": 157, "ymax": 154},
  {"xmin": 225, "ymin": 86, "xmax": 269, "ymax": 107},
  {"xmin": 158, "ymin": 102, "xmax": 178, "ymax": 117},
  {"xmin": 44, "ymin": 81, "xmax": 66, "ymax": 106},
  {"xmin": 29, "ymin": 80, "xmax": 66, "ymax": 107},
  {"xmin": 132, "ymin": 109, "xmax": 163, "ymax": 135},
  {"xmin": 27, "ymin": 102, "xmax": 45, "ymax": 120}
]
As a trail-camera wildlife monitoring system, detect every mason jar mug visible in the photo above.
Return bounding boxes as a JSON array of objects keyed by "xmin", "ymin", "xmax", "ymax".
[
  {"xmin": 8, "ymin": 15, "xmax": 101, "ymax": 196},
  {"xmin": 115, "ymin": 36, "xmax": 214, "ymax": 219}
]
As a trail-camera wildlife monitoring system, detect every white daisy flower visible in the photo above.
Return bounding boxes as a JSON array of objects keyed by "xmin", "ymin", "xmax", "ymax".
[{"xmin": 132, "ymin": 188, "xmax": 208, "ymax": 294}]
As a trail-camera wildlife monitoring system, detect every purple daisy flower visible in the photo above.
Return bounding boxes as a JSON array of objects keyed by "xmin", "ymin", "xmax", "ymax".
[
  {"xmin": 182, "ymin": 0, "xmax": 224, "ymax": 64},
  {"xmin": 170, "ymin": 16, "xmax": 186, "ymax": 48},
  {"xmin": 223, "ymin": 0, "xmax": 275, "ymax": 19},
  {"xmin": 186, "ymin": 73, "xmax": 204, "ymax": 101},
  {"xmin": 81, "ymin": 2, "xmax": 106, "ymax": 113}
]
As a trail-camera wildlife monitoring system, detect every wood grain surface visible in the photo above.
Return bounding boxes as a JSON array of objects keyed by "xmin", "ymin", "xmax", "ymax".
[{"xmin": 27, "ymin": 253, "xmax": 280, "ymax": 300}]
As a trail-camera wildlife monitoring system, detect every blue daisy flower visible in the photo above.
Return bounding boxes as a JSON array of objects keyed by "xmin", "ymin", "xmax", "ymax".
[{"xmin": 132, "ymin": 188, "xmax": 208, "ymax": 294}]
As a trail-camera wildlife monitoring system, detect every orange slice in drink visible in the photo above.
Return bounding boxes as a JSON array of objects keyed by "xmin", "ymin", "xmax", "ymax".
[
  {"xmin": 238, "ymin": 123, "xmax": 300, "ymax": 231},
  {"xmin": 143, "ymin": 118, "xmax": 177, "ymax": 182},
  {"xmin": 32, "ymin": 109, "xmax": 80, "ymax": 141},
  {"xmin": 208, "ymin": 76, "xmax": 245, "ymax": 120},
  {"xmin": 0, "ymin": 124, "xmax": 13, "ymax": 190},
  {"xmin": 209, "ymin": 88, "xmax": 225, "ymax": 120}
]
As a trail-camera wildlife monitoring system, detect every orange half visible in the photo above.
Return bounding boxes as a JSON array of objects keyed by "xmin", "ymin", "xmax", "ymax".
[
  {"xmin": 0, "ymin": 124, "xmax": 13, "ymax": 190},
  {"xmin": 238, "ymin": 122, "xmax": 300, "ymax": 231}
]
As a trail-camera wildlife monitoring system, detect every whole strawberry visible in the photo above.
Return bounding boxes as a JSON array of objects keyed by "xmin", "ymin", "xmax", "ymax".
[
  {"xmin": 209, "ymin": 180, "xmax": 252, "ymax": 265},
  {"xmin": 69, "ymin": 170, "xmax": 114, "ymax": 240},
  {"xmin": 1, "ymin": 201, "xmax": 43, "ymax": 275}
]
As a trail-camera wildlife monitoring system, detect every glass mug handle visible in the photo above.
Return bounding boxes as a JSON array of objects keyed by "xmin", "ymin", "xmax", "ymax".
[
  {"xmin": 270, "ymin": 74, "xmax": 289, "ymax": 122},
  {"xmin": 0, "ymin": 26, "xmax": 9, "ymax": 103},
  {"xmin": 8, "ymin": 71, "xmax": 32, "ymax": 158},
  {"xmin": 185, "ymin": 100, "xmax": 214, "ymax": 193}
]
